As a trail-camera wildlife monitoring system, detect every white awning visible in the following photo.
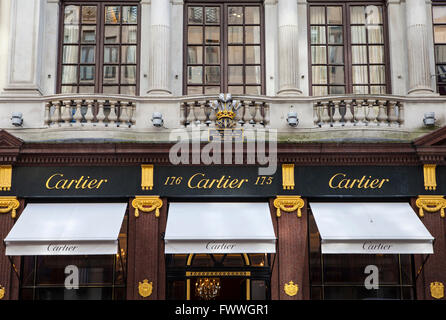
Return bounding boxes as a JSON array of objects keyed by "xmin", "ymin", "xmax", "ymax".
[
  {"xmin": 164, "ymin": 202, "xmax": 276, "ymax": 254},
  {"xmin": 310, "ymin": 202, "xmax": 434, "ymax": 254},
  {"xmin": 4, "ymin": 203, "xmax": 127, "ymax": 256}
]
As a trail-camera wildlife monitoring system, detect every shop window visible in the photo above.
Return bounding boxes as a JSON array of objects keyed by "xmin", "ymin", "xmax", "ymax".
[
  {"xmin": 59, "ymin": 2, "xmax": 139, "ymax": 95},
  {"xmin": 184, "ymin": 1, "xmax": 265, "ymax": 95},
  {"xmin": 308, "ymin": 212, "xmax": 415, "ymax": 300},
  {"xmin": 308, "ymin": 1, "xmax": 389, "ymax": 95},
  {"xmin": 166, "ymin": 253, "xmax": 271, "ymax": 300},
  {"xmin": 433, "ymin": 3, "xmax": 446, "ymax": 94},
  {"xmin": 20, "ymin": 214, "xmax": 128, "ymax": 300}
]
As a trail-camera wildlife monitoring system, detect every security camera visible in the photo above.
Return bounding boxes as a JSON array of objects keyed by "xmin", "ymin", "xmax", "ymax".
[
  {"xmin": 423, "ymin": 112, "xmax": 435, "ymax": 126},
  {"xmin": 287, "ymin": 111, "xmax": 298, "ymax": 127},
  {"xmin": 151, "ymin": 112, "xmax": 164, "ymax": 127},
  {"xmin": 11, "ymin": 112, "xmax": 23, "ymax": 127}
]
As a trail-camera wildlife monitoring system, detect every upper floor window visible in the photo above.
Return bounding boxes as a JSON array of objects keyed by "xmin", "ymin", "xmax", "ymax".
[
  {"xmin": 433, "ymin": 4, "xmax": 446, "ymax": 95},
  {"xmin": 184, "ymin": 1, "xmax": 264, "ymax": 95},
  {"xmin": 309, "ymin": 2, "xmax": 389, "ymax": 95},
  {"xmin": 59, "ymin": 2, "xmax": 140, "ymax": 95}
]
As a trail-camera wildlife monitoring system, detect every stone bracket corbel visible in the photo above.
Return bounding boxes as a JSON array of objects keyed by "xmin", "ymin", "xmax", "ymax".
[
  {"xmin": 132, "ymin": 196, "xmax": 163, "ymax": 218},
  {"xmin": 273, "ymin": 195, "xmax": 304, "ymax": 218},
  {"xmin": 0, "ymin": 196, "xmax": 20, "ymax": 219},
  {"xmin": 415, "ymin": 195, "xmax": 446, "ymax": 218}
]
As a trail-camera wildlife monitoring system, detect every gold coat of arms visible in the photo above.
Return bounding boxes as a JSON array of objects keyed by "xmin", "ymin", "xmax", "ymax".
[
  {"xmin": 138, "ymin": 279, "xmax": 153, "ymax": 298},
  {"xmin": 284, "ymin": 281, "xmax": 299, "ymax": 297},
  {"xmin": 430, "ymin": 282, "xmax": 444, "ymax": 299},
  {"xmin": 0, "ymin": 286, "xmax": 5, "ymax": 300}
]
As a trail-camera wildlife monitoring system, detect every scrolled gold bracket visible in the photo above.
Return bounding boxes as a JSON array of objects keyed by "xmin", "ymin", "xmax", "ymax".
[
  {"xmin": 0, "ymin": 196, "xmax": 20, "ymax": 219},
  {"xmin": 132, "ymin": 196, "xmax": 163, "ymax": 218},
  {"xmin": 416, "ymin": 195, "xmax": 446, "ymax": 218},
  {"xmin": 273, "ymin": 195, "xmax": 305, "ymax": 218}
]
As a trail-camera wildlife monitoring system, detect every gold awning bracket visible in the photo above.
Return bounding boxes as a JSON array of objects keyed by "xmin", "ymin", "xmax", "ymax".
[
  {"xmin": 0, "ymin": 196, "xmax": 20, "ymax": 219},
  {"xmin": 416, "ymin": 195, "xmax": 446, "ymax": 218},
  {"xmin": 282, "ymin": 164, "xmax": 295, "ymax": 190},
  {"xmin": 132, "ymin": 196, "xmax": 162, "ymax": 218},
  {"xmin": 0, "ymin": 165, "xmax": 12, "ymax": 191},
  {"xmin": 423, "ymin": 164, "xmax": 437, "ymax": 191},
  {"xmin": 141, "ymin": 164, "xmax": 154, "ymax": 191},
  {"xmin": 273, "ymin": 195, "xmax": 304, "ymax": 218}
]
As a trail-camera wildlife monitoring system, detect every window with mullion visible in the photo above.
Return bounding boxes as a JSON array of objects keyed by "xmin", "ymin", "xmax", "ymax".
[
  {"xmin": 185, "ymin": 2, "xmax": 263, "ymax": 95},
  {"xmin": 59, "ymin": 2, "xmax": 139, "ymax": 95},
  {"xmin": 433, "ymin": 4, "xmax": 446, "ymax": 95},
  {"xmin": 309, "ymin": 2, "xmax": 387, "ymax": 95}
]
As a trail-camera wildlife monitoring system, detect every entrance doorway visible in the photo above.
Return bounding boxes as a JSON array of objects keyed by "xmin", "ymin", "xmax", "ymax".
[{"xmin": 166, "ymin": 254, "xmax": 272, "ymax": 300}]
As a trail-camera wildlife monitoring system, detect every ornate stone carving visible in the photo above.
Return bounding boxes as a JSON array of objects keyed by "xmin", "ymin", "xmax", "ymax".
[
  {"xmin": 273, "ymin": 196, "xmax": 304, "ymax": 218},
  {"xmin": 132, "ymin": 196, "xmax": 163, "ymax": 218},
  {"xmin": 416, "ymin": 195, "xmax": 446, "ymax": 218}
]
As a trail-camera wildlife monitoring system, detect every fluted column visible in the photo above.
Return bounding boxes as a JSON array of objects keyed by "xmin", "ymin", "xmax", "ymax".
[
  {"xmin": 148, "ymin": 0, "xmax": 171, "ymax": 95},
  {"xmin": 405, "ymin": 0, "xmax": 434, "ymax": 95},
  {"xmin": 277, "ymin": 0, "xmax": 302, "ymax": 95}
]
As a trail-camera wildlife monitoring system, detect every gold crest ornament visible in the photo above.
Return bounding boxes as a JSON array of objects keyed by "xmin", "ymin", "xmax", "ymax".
[
  {"xmin": 430, "ymin": 282, "xmax": 444, "ymax": 299},
  {"xmin": 138, "ymin": 279, "xmax": 153, "ymax": 298},
  {"xmin": 284, "ymin": 281, "xmax": 299, "ymax": 297},
  {"xmin": 0, "ymin": 285, "xmax": 5, "ymax": 300}
]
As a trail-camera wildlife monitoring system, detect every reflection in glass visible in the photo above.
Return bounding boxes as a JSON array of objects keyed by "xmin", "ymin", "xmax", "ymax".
[
  {"xmin": 205, "ymin": 66, "xmax": 220, "ymax": 84},
  {"xmin": 245, "ymin": 7, "xmax": 260, "ymax": 24},
  {"xmin": 81, "ymin": 26, "xmax": 96, "ymax": 43},
  {"xmin": 228, "ymin": 26, "xmax": 243, "ymax": 44},
  {"xmin": 64, "ymin": 5, "xmax": 79, "ymax": 24},
  {"xmin": 245, "ymin": 26, "xmax": 260, "ymax": 44},
  {"xmin": 188, "ymin": 7, "xmax": 203, "ymax": 24},
  {"xmin": 205, "ymin": 27, "xmax": 220, "ymax": 44},
  {"xmin": 188, "ymin": 26, "xmax": 203, "ymax": 44},
  {"xmin": 104, "ymin": 46, "xmax": 119, "ymax": 64},
  {"xmin": 205, "ymin": 46, "xmax": 219, "ymax": 64},
  {"xmin": 122, "ymin": 26, "xmax": 138, "ymax": 43},
  {"xmin": 82, "ymin": 6, "xmax": 97, "ymax": 24},
  {"xmin": 328, "ymin": 46, "xmax": 343, "ymax": 64},
  {"xmin": 188, "ymin": 46, "xmax": 203, "ymax": 64},
  {"xmin": 310, "ymin": 7, "xmax": 325, "ymax": 24},
  {"xmin": 63, "ymin": 46, "xmax": 78, "ymax": 64},
  {"xmin": 228, "ymin": 46, "xmax": 243, "ymax": 64},
  {"xmin": 311, "ymin": 26, "xmax": 326, "ymax": 44},
  {"xmin": 80, "ymin": 46, "xmax": 95, "ymax": 63},
  {"xmin": 105, "ymin": 6, "xmax": 121, "ymax": 24},
  {"xmin": 328, "ymin": 66, "xmax": 344, "ymax": 84},
  {"xmin": 64, "ymin": 26, "xmax": 79, "ymax": 44},
  {"xmin": 104, "ymin": 66, "xmax": 118, "ymax": 83},
  {"xmin": 328, "ymin": 26, "xmax": 343, "ymax": 44},
  {"xmin": 246, "ymin": 66, "xmax": 261, "ymax": 84},
  {"xmin": 62, "ymin": 66, "xmax": 77, "ymax": 84},
  {"xmin": 327, "ymin": 7, "xmax": 342, "ymax": 24},
  {"xmin": 228, "ymin": 66, "xmax": 243, "ymax": 84},
  {"xmin": 121, "ymin": 66, "xmax": 136, "ymax": 84},
  {"xmin": 205, "ymin": 7, "xmax": 220, "ymax": 24},
  {"xmin": 188, "ymin": 66, "xmax": 203, "ymax": 84},
  {"xmin": 80, "ymin": 66, "xmax": 95, "ymax": 82},
  {"xmin": 104, "ymin": 26, "xmax": 119, "ymax": 44},
  {"xmin": 312, "ymin": 66, "xmax": 327, "ymax": 84},
  {"xmin": 228, "ymin": 7, "xmax": 243, "ymax": 24},
  {"xmin": 122, "ymin": 6, "xmax": 138, "ymax": 24},
  {"xmin": 246, "ymin": 46, "xmax": 261, "ymax": 64},
  {"xmin": 122, "ymin": 46, "xmax": 136, "ymax": 64}
]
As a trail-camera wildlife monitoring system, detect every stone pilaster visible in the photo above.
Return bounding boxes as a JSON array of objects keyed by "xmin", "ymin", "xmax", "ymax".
[
  {"xmin": 405, "ymin": 0, "xmax": 435, "ymax": 95},
  {"xmin": 3, "ymin": 0, "xmax": 45, "ymax": 95},
  {"xmin": 277, "ymin": 0, "xmax": 302, "ymax": 95},
  {"xmin": 148, "ymin": 0, "xmax": 171, "ymax": 95}
]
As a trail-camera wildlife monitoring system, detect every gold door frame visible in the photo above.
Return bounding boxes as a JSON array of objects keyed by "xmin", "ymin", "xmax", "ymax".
[{"xmin": 186, "ymin": 254, "xmax": 251, "ymax": 300}]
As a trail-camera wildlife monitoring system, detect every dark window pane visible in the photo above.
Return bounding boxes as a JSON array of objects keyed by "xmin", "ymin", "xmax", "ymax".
[
  {"xmin": 205, "ymin": 46, "xmax": 220, "ymax": 64},
  {"xmin": 205, "ymin": 66, "xmax": 220, "ymax": 84},
  {"xmin": 328, "ymin": 26, "xmax": 343, "ymax": 44},
  {"xmin": 79, "ymin": 66, "xmax": 95, "ymax": 82},
  {"xmin": 80, "ymin": 46, "xmax": 95, "ymax": 63},
  {"xmin": 251, "ymin": 280, "xmax": 267, "ymax": 300},
  {"xmin": 188, "ymin": 46, "xmax": 203, "ymax": 64},
  {"xmin": 328, "ymin": 46, "xmax": 343, "ymax": 64}
]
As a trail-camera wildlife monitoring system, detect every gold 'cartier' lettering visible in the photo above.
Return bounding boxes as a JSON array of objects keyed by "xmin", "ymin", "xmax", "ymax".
[
  {"xmin": 329, "ymin": 173, "xmax": 389, "ymax": 190},
  {"xmin": 45, "ymin": 173, "xmax": 108, "ymax": 190},
  {"xmin": 187, "ymin": 172, "xmax": 248, "ymax": 189}
]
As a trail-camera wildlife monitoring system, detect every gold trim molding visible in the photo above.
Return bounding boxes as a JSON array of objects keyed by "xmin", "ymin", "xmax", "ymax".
[
  {"xmin": 423, "ymin": 164, "xmax": 437, "ymax": 191},
  {"xmin": 141, "ymin": 164, "xmax": 154, "ymax": 190},
  {"xmin": 186, "ymin": 271, "xmax": 251, "ymax": 277},
  {"xmin": 284, "ymin": 281, "xmax": 298, "ymax": 297},
  {"xmin": 416, "ymin": 195, "xmax": 446, "ymax": 218},
  {"xmin": 132, "ymin": 196, "xmax": 162, "ymax": 218},
  {"xmin": 430, "ymin": 282, "xmax": 444, "ymax": 299},
  {"xmin": 0, "ymin": 197, "xmax": 20, "ymax": 219},
  {"xmin": 0, "ymin": 165, "xmax": 12, "ymax": 191},
  {"xmin": 274, "ymin": 195, "xmax": 304, "ymax": 218},
  {"xmin": 282, "ymin": 164, "xmax": 295, "ymax": 190}
]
